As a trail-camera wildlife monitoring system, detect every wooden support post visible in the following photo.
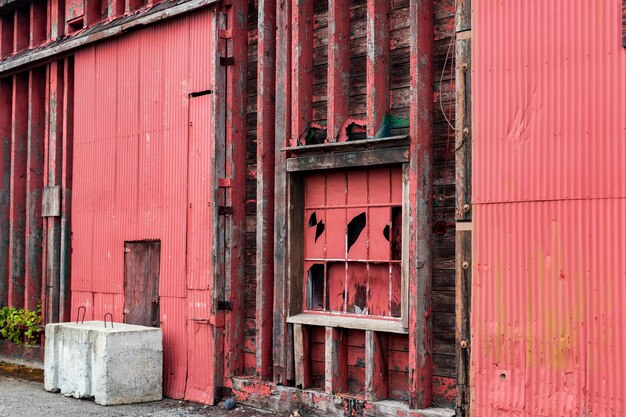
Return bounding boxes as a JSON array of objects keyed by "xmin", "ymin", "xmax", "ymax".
[
  {"xmin": 44, "ymin": 60, "xmax": 65, "ymax": 324},
  {"xmin": 24, "ymin": 69, "xmax": 45, "ymax": 311},
  {"xmin": 59, "ymin": 58, "xmax": 73, "ymax": 322},
  {"xmin": 365, "ymin": 0, "xmax": 389, "ymax": 138},
  {"xmin": 326, "ymin": 0, "xmax": 350, "ymax": 142},
  {"xmin": 105, "ymin": 0, "xmax": 124, "ymax": 21},
  {"xmin": 290, "ymin": 0, "xmax": 312, "ymax": 146},
  {"xmin": 8, "ymin": 73, "xmax": 28, "ymax": 308},
  {"xmin": 0, "ymin": 78, "xmax": 12, "ymax": 308},
  {"xmin": 48, "ymin": 0, "xmax": 66, "ymax": 41},
  {"xmin": 256, "ymin": 0, "xmax": 276, "ymax": 381},
  {"xmin": 455, "ymin": 2, "xmax": 472, "ymax": 416},
  {"xmin": 85, "ymin": 0, "xmax": 103, "ymax": 26},
  {"xmin": 325, "ymin": 327, "xmax": 348, "ymax": 394},
  {"xmin": 0, "ymin": 18, "xmax": 15, "ymax": 58},
  {"xmin": 293, "ymin": 324, "xmax": 311, "ymax": 389},
  {"xmin": 408, "ymin": 0, "xmax": 434, "ymax": 409},
  {"xmin": 273, "ymin": 0, "xmax": 292, "ymax": 385},
  {"xmin": 222, "ymin": 0, "xmax": 247, "ymax": 381},
  {"xmin": 365, "ymin": 330, "xmax": 388, "ymax": 402},
  {"xmin": 30, "ymin": 0, "xmax": 47, "ymax": 48},
  {"xmin": 14, "ymin": 8, "xmax": 30, "ymax": 53}
]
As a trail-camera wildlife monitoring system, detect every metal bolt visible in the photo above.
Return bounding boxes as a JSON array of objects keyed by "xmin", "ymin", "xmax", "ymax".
[
  {"xmin": 462, "ymin": 261, "xmax": 469, "ymax": 270},
  {"xmin": 463, "ymin": 204, "xmax": 470, "ymax": 213},
  {"xmin": 463, "ymin": 127, "xmax": 469, "ymax": 136},
  {"xmin": 462, "ymin": 63, "xmax": 468, "ymax": 71},
  {"xmin": 460, "ymin": 340, "xmax": 468, "ymax": 349}
]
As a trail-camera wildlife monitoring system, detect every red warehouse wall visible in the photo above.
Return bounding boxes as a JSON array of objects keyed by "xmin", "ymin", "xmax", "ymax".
[{"xmin": 473, "ymin": 1, "xmax": 626, "ymax": 416}]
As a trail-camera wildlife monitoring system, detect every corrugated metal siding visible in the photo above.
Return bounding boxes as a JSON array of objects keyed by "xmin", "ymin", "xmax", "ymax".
[
  {"xmin": 473, "ymin": 1, "xmax": 626, "ymax": 416},
  {"xmin": 71, "ymin": 8, "xmax": 217, "ymax": 401},
  {"xmin": 473, "ymin": 0, "xmax": 626, "ymax": 204}
]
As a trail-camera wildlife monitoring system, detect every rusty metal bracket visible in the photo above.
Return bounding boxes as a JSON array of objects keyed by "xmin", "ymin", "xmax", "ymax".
[
  {"xmin": 219, "ymin": 56, "xmax": 234, "ymax": 66},
  {"xmin": 104, "ymin": 313, "xmax": 114, "ymax": 329},
  {"xmin": 76, "ymin": 306, "xmax": 86, "ymax": 324},
  {"xmin": 217, "ymin": 301, "xmax": 232, "ymax": 311}
]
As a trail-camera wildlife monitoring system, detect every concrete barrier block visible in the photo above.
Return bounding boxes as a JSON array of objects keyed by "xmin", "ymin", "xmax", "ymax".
[{"xmin": 44, "ymin": 321, "xmax": 162, "ymax": 405}]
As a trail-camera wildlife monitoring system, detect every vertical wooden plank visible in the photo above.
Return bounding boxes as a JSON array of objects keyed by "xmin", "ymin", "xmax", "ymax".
[
  {"xmin": 59, "ymin": 58, "xmax": 73, "ymax": 323},
  {"xmin": 223, "ymin": 0, "xmax": 247, "ymax": 382},
  {"xmin": 0, "ymin": 78, "xmax": 12, "ymax": 308},
  {"xmin": 30, "ymin": 0, "xmax": 47, "ymax": 48},
  {"xmin": 48, "ymin": 0, "xmax": 66, "ymax": 40},
  {"xmin": 365, "ymin": 0, "xmax": 389, "ymax": 138},
  {"xmin": 326, "ymin": 0, "xmax": 350, "ymax": 142},
  {"xmin": 85, "ymin": 0, "xmax": 102, "ymax": 26},
  {"xmin": 455, "ymin": 4, "xmax": 472, "ymax": 415},
  {"xmin": 14, "ymin": 8, "xmax": 30, "ymax": 53},
  {"xmin": 0, "ymin": 18, "xmax": 15, "ymax": 58},
  {"xmin": 273, "ymin": 0, "xmax": 292, "ymax": 384},
  {"xmin": 294, "ymin": 323, "xmax": 311, "ymax": 389},
  {"xmin": 325, "ymin": 327, "xmax": 348, "ymax": 394},
  {"xmin": 365, "ymin": 330, "xmax": 388, "ymax": 401},
  {"xmin": 24, "ymin": 69, "xmax": 45, "ymax": 311},
  {"xmin": 8, "ymin": 74, "xmax": 28, "ymax": 308},
  {"xmin": 256, "ymin": 0, "xmax": 276, "ymax": 381},
  {"xmin": 408, "ymin": 0, "xmax": 434, "ymax": 409},
  {"xmin": 290, "ymin": 0, "xmax": 312, "ymax": 146}
]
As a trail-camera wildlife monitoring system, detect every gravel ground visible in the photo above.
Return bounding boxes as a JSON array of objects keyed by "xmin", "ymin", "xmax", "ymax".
[{"xmin": 0, "ymin": 364, "xmax": 276, "ymax": 417}]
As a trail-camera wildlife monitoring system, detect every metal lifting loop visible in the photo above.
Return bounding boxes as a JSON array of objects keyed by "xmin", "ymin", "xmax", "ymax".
[
  {"xmin": 104, "ymin": 313, "xmax": 114, "ymax": 329},
  {"xmin": 76, "ymin": 306, "xmax": 86, "ymax": 324}
]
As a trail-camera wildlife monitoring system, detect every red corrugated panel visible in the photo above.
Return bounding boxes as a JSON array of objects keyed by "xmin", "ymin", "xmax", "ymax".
[
  {"xmin": 71, "ymin": 8, "xmax": 217, "ymax": 401},
  {"xmin": 473, "ymin": 1, "xmax": 626, "ymax": 415},
  {"xmin": 473, "ymin": 0, "xmax": 626, "ymax": 204}
]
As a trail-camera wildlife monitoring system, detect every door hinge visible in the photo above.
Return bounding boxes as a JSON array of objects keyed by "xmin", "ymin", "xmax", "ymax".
[
  {"xmin": 217, "ymin": 301, "xmax": 232, "ymax": 311},
  {"xmin": 218, "ymin": 206, "xmax": 233, "ymax": 215},
  {"xmin": 220, "ymin": 56, "xmax": 235, "ymax": 66}
]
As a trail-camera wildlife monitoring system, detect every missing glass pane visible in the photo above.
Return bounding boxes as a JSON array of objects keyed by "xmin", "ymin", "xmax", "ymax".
[
  {"xmin": 306, "ymin": 263, "xmax": 325, "ymax": 310},
  {"xmin": 391, "ymin": 206, "xmax": 402, "ymax": 260}
]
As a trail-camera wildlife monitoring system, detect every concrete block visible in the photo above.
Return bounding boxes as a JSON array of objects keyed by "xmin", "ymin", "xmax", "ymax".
[{"xmin": 44, "ymin": 321, "xmax": 162, "ymax": 405}]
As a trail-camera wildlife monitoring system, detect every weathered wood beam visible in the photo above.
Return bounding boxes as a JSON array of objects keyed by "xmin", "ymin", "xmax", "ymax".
[
  {"xmin": 324, "ymin": 327, "xmax": 348, "ymax": 394},
  {"xmin": 85, "ymin": 0, "xmax": 102, "ymax": 26},
  {"xmin": 29, "ymin": 0, "xmax": 46, "ymax": 48},
  {"xmin": 365, "ymin": 330, "xmax": 388, "ymax": 402},
  {"xmin": 290, "ymin": 0, "xmax": 312, "ymax": 146},
  {"xmin": 256, "ymin": 0, "xmax": 276, "ymax": 381},
  {"xmin": 223, "ymin": 0, "xmax": 247, "ymax": 381},
  {"xmin": 24, "ymin": 68, "xmax": 45, "ymax": 311},
  {"xmin": 293, "ymin": 323, "xmax": 311, "ymax": 389},
  {"xmin": 455, "ymin": 2, "xmax": 472, "ymax": 415},
  {"xmin": 8, "ymin": 73, "xmax": 28, "ymax": 308},
  {"xmin": 0, "ymin": 78, "xmax": 12, "ymax": 308},
  {"xmin": 44, "ymin": 60, "xmax": 64, "ymax": 324},
  {"xmin": 326, "ymin": 0, "xmax": 350, "ymax": 142},
  {"xmin": 0, "ymin": 18, "xmax": 14, "ymax": 57},
  {"xmin": 365, "ymin": 0, "xmax": 389, "ymax": 138},
  {"xmin": 408, "ymin": 0, "xmax": 434, "ymax": 409},
  {"xmin": 286, "ymin": 147, "xmax": 409, "ymax": 172},
  {"xmin": 14, "ymin": 7, "xmax": 29, "ymax": 53},
  {"xmin": 273, "ymin": 0, "xmax": 292, "ymax": 385},
  {"xmin": 47, "ymin": 0, "xmax": 65, "ymax": 40}
]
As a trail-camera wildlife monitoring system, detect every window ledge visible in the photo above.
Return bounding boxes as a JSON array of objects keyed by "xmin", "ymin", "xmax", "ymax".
[{"xmin": 287, "ymin": 313, "xmax": 408, "ymax": 334}]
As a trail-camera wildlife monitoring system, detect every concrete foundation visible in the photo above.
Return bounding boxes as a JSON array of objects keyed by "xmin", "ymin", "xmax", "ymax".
[{"xmin": 44, "ymin": 321, "xmax": 162, "ymax": 405}]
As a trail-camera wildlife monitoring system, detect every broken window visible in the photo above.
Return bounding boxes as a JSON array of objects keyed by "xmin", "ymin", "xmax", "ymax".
[{"xmin": 303, "ymin": 167, "xmax": 403, "ymax": 318}]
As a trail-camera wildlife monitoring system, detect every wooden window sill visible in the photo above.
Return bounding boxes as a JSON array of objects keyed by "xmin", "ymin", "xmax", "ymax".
[{"xmin": 287, "ymin": 313, "xmax": 408, "ymax": 334}]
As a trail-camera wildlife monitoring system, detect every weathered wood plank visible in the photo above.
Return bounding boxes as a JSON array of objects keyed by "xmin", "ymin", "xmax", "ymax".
[
  {"xmin": 286, "ymin": 147, "xmax": 408, "ymax": 172},
  {"xmin": 455, "ymin": 229, "xmax": 471, "ymax": 416},
  {"xmin": 455, "ymin": 37, "xmax": 471, "ymax": 222},
  {"xmin": 325, "ymin": 327, "xmax": 348, "ymax": 394},
  {"xmin": 0, "ymin": 78, "xmax": 11, "ymax": 308},
  {"xmin": 408, "ymin": 0, "xmax": 434, "ymax": 409},
  {"xmin": 326, "ymin": 0, "xmax": 350, "ymax": 142},
  {"xmin": 294, "ymin": 324, "xmax": 311, "ymax": 389},
  {"xmin": 365, "ymin": 0, "xmax": 389, "ymax": 138},
  {"xmin": 365, "ymin": 330, "xmax": 388, "ymax": 401},
  {"xmin": 290, "ymin": 0, "xmax": 313, "ymax": 146},
  {"xmin": 287, "ymin": 313, "xmax": 408, "ymax": 334}
]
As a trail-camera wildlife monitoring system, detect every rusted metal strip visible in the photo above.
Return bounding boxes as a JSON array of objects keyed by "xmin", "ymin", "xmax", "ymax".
[
  {"xmin": 408, "ymin": 0, "xmax": 434, "ymax": 409},
  {"xmin": 8, "ymin": 73, "xmax": 27, "ymax": 308},
  {"xmin": 326, "ymin": 0, "xmax": 350, "ymax": 143},
  {"xmin": 24, "ymin": 68, "xmax": 44, "ymax": 311},
  {"xmin": 256, "ymin": 0, "xmax": 276, "ymax": 381},
  {"xmin": 290, "ymin": 0, "xmax": 312, "ymax": 146},
  {"xmin": 365, "ymin": 0, "xmax": 390, "ymax": 138},
  {"xmin": 273, "ymin": 0, "xmax": 292, "ymax": 385}
]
